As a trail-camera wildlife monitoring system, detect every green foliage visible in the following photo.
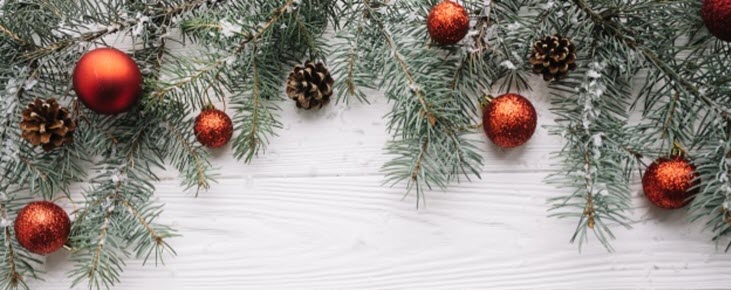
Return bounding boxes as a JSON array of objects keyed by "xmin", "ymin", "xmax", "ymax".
[
  {"xmin": 333, "ymin": 0, "xmax": 543, "ymax": 207},
  {"xmin": 1, "ymin": 0, "xmax": 730, "ymax": 289},
  {"xmin": 544, "ymin": 0, "xmax": 731, "ymax": 251}
]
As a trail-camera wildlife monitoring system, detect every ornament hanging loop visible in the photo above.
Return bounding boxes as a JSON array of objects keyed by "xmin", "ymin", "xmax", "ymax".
[
  {"xmin": 202, "ymin": 102, "xmax": 216, "ymax": 111},
  {"xmin": 670, "ymin": 140, "xmax": 688, "ymax": 158},
  {"xmin": 479, "ymin": 94, "xmax": 494, "ymax": 109}
]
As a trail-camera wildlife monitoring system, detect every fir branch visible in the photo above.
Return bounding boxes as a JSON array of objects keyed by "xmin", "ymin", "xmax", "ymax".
[
  {"xmin": 69, "ymin": 122, "xmax": 175, "ymax": 289},
  {"xmin": 0, "ymin": 23, "xmax": 27, "ymax": 47},
  {"xmin": 331, "ymin": 8, "xmax": 376, "ymax": 105},
  {"xmin": 117, "ymin": 198, "xmax": 175, "ymax": 265},
  {"xmin": 161, "ymin": 120, "xmax": 211, "ymax": 194},
  {"xmin": 364, "ymin": 0, "xmax": 437, "ymax": 126},
  {"xmin": 231, "ymin": 44, "xmax": 284, "ymax": 162},
  {"xmin": 570, "ymin": 0, "xmax": 729, "ymax": 118},
  {"xmin": 236, "ymin": 46, "xmax": 265, "ymax": 162},
  {"xmin": 153, "ymin": 0, "xmax": 296, "ymax": 106},
  {"xmin": 0, "ymin": 197, "xmax": 38, "ymax": 290},
  {"xmin": 547, "ymin": 60, "xmax": 636, "ymax": 251},
  {"xmin": 690, "ymin": 122, "xmax": 731, "ymax": 251},
  {"xmin": 21, "ymin": 0, "xmax": 208, "ymax": 60},
  {"xmin": 84, "ymin": 207, "xmax": 114, "ymax": 289}
]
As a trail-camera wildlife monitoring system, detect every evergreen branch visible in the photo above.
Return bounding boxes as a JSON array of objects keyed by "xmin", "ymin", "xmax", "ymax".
[
  {"xmin": 162, "ymin": 121, "xmax": 210, "ymax": 194},
  {"xmin": 570, "ymin": 0, "xmax": 730, "ymax": 117},
  {"xmin": 336, "ymin": 0, "xmax": 496, "ymax": 206},
  {"xmin": 151, "ymin": 57, "xmax": 228, "ymax": 103},
  {"xmin": 331, "ymin": 1, "xmax": 374, "ymax": 104},
  {"xmin": 68, "ymin": 112, "xmax": 174, "ymax": 289},
  {"xmin": 231, "ymin": 47, "xmax": 283, "ymax": 162},
  {"xmin": 331, "ymin": 32, "xmax": 373, "ymax": 104},
  {"xmin": 411, "ymin": 139, "xmax": 429, "ymax": 183},
  {"xmin": 342, "ymin": 45, "xmax": 363, "ymax": 102},
  {"xmin": 691, "ymin": 122, "xmax": 731, "ymax": 251},
  {"xmin": 243, "ymin": 48, "xmax": 263, "ymax": 161},
  {"xmin": 1, "ymin": 230, "xmax": 24, "ymax": 290},
  {"xmin": 0, "ymin": 23, "xmax": 27, "ymax": 47},
  {"xmin": 86, "ymin": 207, "xmax": 113, "ymax": 288},
  {"xmin": 117, "ymin": 197, "xmax": 175, "ymax": 265},
  {"xmin": 248, "ymin": 0, "xmax": 297, "ymax": 43},
  {"xmin": 0, "ymin": 201, "xmax": 33, "ymax": 290},
  {"xmin": 153, "ymin": 0, "xmax": 296, "ymax": 105},
  {"xmin": 22, "ymin": 0, "xmax": 209, "ymax": 60},
  {"xmin": 364, "ymin": 0, "xmax": 438, "ymax": 125},
  {"xmin": 548, "ymin": 61, "xmax": 635, "ymax": 251}
]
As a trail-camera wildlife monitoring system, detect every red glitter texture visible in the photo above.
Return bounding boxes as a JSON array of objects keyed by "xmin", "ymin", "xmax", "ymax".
[
  {"xmin": 14, "ymin": 201, "xmax": 71, "ymax": 255},
  {"xmin": 73, "ymin": 48, "xmax": 142, "ymax": 114},
  {"xmin": 642, "ymin": 156, "xmax": 699, "ymax": 209},
  {"xmin": 427, "ymin": 1, "xmax": 470, "ymax": 45},
  {"xmin": 194, "ymin": 108, "xmax": 233, "ymax": 148},
  {"xmin": 482, "ymin": 93, "xmax": 537, "ymax": 148},
  {"xmin": 702, "ymin": 0, "xmax": 731, "ymax": 42}
]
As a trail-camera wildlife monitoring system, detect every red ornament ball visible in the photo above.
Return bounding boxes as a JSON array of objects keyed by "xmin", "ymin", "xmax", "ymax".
[
  {"xmin": 194, "ymin": 107, "xmax": 233, "ymax": 148},
  {"xmin": 702, "ymin": 0, "xmax": 731, "ymax": 42},
  {"xmin": 14, "ymin": 201, "xmax": 71, "ymax": 255},
  {"xmin": 73, "ymin": 48, "xmax": 142, "ymax": 115},
  {"xmin": 482, "ymin": 93, "xmax": 537, "ymax": 148},
  {"xmin": 427, "ymin": 1, "xmax": 470, "ymax": 45},
  {"xmin": 642, "ymin": 156, "xmax": 699, "ymax": 209}
]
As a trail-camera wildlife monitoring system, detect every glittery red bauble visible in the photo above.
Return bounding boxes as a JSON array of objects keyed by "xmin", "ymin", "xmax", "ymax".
[
  {"xmin": 702, "ymin": 0, "xmax": 731, "ymax": 42},
  {"xmin": 427, "ymin": 1, "xmax": 470, "ymax": 45},
  {"xmin": 14, "ymin": 201, "xmax": 71, "ymax": 255},
  {"xmin": 642, "ymin": 156, "xmax": 699, "ymax": 209},
  {"xmin": 482, "ymin": 93, "xmax": 537, "ymax": 148},
  {"xmin": 73, "ymin": 48, "xmax": 142, "ymax": 114},
  {"xmin": 194, "ymin": 108, "xmax": 233, "ymax": 148}
]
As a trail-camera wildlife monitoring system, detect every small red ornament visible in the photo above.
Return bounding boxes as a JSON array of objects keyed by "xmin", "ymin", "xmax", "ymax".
[
  {"xmin": 194, "ymin": 107, "xmax": 233, "ymax": 148},
  {"xmin": 642, "ymin": 156, "xmax": 699, "ymax": 209},
  {"xmin": 482, "ymin": 93, "xmax": 537, "ymax": 148},
  {"xmin": 73, "ymin": 48, "xmax": 143, "ymax": 114},
  {"xmin": 427, "ymin": 1, "xmax": 470, "ymax": 45},
  {"xmin": 702, "ymin": 0, "xmax": 731, "ymax": 42},
  {"xmin": 14, "ymin": 201, "xmax": 71, "ymax": 255}
]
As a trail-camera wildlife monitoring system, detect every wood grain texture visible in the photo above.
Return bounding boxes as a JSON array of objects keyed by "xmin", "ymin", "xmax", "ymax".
[
  {"xmin": 29, "ymin": 46, "xmax": 731, "ymax": 290},
  {"xmin": 35, "ymin": 175, "xmax": 731, "ymax": 289}
]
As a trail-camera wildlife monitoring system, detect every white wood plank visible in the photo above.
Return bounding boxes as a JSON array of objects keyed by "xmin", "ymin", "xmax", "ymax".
[{"xmin": 32, "ymin": 174, "xmax": 731, "ymax": 290}]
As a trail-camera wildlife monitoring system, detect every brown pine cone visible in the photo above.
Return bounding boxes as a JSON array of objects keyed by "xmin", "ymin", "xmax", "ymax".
[
  {"xmin": 529, "ymin": 34, "xmax": 577, "ymax": 81},
  {"xmin": 286, "ymin": 61, "xmax": 334, "ymax": 110},
  {"xmin": 20, "ymin": 98, "xmax": 76, "ymax": 151}
]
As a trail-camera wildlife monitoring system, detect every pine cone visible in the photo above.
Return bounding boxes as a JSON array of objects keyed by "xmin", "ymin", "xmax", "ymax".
[
  {"xmin": 20, "ymin": 98, "xmax": 76, "ymax": 151},
  {"xmin": 286, "ymin": 61, "xmax": 334, "ymax": 110},
  {"xmin": 529, "ymin": 34, "xmax": 577, "ymax": 81}
]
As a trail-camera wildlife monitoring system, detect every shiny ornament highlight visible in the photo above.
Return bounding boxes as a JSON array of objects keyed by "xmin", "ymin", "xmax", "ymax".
[
  {"xmin": 73, "ymin": 48, "xmax": 142, "ymax": 114},
  {"xmin": 642, "ymin": 156, "xmax": 699, "ymax": 209},
  {"xmin": 194, "ymin": 107, "xmax": 233, "ymax": 148},
  {"xmin": 702, "ymin": 0, "xmax": 731, "ymax": 42},
  {"xmin": 482, "ymin": 93, "xmax": 537, "ymax": 148},
  {"xmin": 427, "ymin": 1, "xmax": 470, "ymax": 45},
  {"xmin": 14, "ymin": 201, "xmax": 71, "ymax": 255}
]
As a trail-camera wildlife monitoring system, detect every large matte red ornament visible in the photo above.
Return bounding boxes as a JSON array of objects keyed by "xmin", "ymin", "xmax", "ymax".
[
  {"xmin": 14, "ymin": 201, "xmax": 71, "ymax": 255},
  {"xmin": 482, "ymin": 93, "xmax": 537, "ymax": 148},
  {"xmin": 642, "ymin": 156, "xmax": 699, "ymax": 209},
  {"xmin": 73, "ymin": 48, "xmax": 142, "ymax": 114},
  {"xmin": 194, "ymin": 107, "xmax": 233, "ymax": 148},
  {"xmin": 702, "ymin": 0, "xmax": 731, "ymax": 42},
  {"xmin": 427, "ymin": 1, "xmax": 470, "ymax": 45}
]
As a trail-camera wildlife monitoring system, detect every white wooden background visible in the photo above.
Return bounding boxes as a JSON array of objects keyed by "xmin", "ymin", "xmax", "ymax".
[{"xmin": 29, "ymin": 62, "xmax": 731, "ymax": 289}]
